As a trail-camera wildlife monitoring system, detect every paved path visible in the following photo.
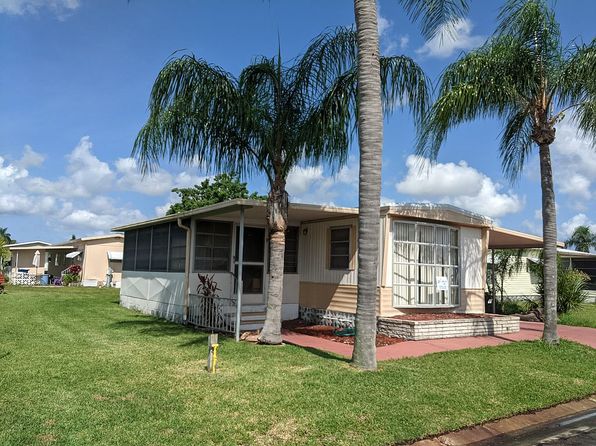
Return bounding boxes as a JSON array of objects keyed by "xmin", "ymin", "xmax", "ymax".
[
  {"xmin": 407, "ymin": 397, "xmax": 596, "ymax": 446},
  {"xmin": 282, "ymin": 322, "xmax": 596, "ymax": 361}
]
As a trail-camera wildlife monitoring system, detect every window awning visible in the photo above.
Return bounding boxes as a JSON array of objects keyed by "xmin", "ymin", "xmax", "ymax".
[
  {"xmin": 107, "ymin": 251, "xmax": 123, "ymax": 261},
  {"xmin": 66, "ymin": 251, "xmax": 81, "ymax": 259}
]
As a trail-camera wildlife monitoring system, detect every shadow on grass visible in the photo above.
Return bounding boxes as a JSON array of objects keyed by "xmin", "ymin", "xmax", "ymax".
[
  {"xmin": 0, "ymin": 351, "xmax": 11, "ymax": 361},
  {"xmin": 109, "ymin": 318, "xmax": 195, "ymax": 338},
  {"xmin": 288, "ymin": 344, "xmax": 350, "ymax": 363}
]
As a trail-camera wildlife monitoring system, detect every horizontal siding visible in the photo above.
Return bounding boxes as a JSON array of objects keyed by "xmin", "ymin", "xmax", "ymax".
[
  {"xmin": 299, "ymin": 282, "xmax": 388, "ymax": 314},
  {"xmin": 298, "ymin": 218, "xmax": 358, "ymax": 285}
]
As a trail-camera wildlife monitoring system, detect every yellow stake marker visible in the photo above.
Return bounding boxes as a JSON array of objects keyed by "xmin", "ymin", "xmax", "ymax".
[{"xmin": 211, "ymin": 343, "xmax": 219, "ymax": 374}]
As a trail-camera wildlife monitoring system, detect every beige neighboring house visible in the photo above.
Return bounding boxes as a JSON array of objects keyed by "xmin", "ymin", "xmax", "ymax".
[
  {"xmin": 7, "ymin": 234, "xmax": 123, "ymax": 287},
  {"xmin": 494, "ymin": 248, "xmax": 596, "ymax": 302},
  {"xmin": 113, "ymin": 199, "xmax": 547, "ymax": 334}
]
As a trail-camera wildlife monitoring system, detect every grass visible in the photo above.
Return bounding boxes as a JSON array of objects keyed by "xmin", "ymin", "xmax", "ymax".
[
  {"xmin": 1, "ymin": 287, "xmax": 595, "ymax": 446},
  {"xmin": 559, "ymin": 303, "xmax": 596, "ymax": 328}
]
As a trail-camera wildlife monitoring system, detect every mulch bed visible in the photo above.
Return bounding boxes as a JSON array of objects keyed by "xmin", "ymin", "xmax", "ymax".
[
  {"xmin": 282, "ymin": 320, "xmax": 404, "ymax": 347},
  {"xmin": 390, "ymin": 313, "xmax": 494, "ymax": 321}
]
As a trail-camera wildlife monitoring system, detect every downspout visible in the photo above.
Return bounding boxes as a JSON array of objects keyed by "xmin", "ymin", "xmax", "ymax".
[{"xmin": 177, "ymin": 218, "xmax": 192, "ymax": 322}]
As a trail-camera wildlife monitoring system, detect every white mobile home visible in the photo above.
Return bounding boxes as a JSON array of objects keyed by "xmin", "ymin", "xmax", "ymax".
[{"xmin": 113, "ymin": 199, "xmax": 545, "ymax": 333}]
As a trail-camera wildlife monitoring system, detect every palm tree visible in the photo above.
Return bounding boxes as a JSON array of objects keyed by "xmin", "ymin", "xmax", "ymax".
[
  {"xmin": 350, "ymin": 0, "xmax": 468, "ymax": 370},
  {"xmin": 488, "ymin": 249, "xmax": 526, "ymax": 308},
  {"xmin": 0, "ymin": 227, "xmax": 15, "ymax": 244},
  {"xmin": 134, "ymin": 29, "xmax": 429, "ymax": 345},
  {"xmin": 566, "ymin": 226, "xmax": 596, "ymax": 253},
  {"xmin": 418, "ymin": 0, "xmax": 596, "ymax": 344}
]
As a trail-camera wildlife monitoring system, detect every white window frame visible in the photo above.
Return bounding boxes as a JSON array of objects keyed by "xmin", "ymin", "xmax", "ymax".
[{"xmin": 392, "ymin": 220, "xmax": 460, "ymax": 308}]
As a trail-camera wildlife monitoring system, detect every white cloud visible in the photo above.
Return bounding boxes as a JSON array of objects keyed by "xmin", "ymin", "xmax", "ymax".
[
  {"xmin": 560, "ymin": 213, "xmax": 596, "ymax": 239},
  {"xmin": 399, "ymin": 35, "xmax": 409, "ymax": 50},
  {"xmin": 286, "ymin": 159, "xmax": 358, "ymax": 205},
  {"xmin": 65, "ymin": 136, "xmax": 115, "ymax": 197},
  {"xmin": 15, "ymin": 145, "xmax": 45, "ymax": 169},
  {"xmin": 115, "ymin": 157, "xmax": 173, "ymax": 196},
  {"xmin": 416, "ymin": 18, "xmax": 485, "ymax": 58},
  {"xmin": 0, "ymin": 0, "xmax": 79, "ymax": 16},
  {"xmin": 551, "ymin": 121, "xmax": 596, "ymax": 205},
  {"xmin": 377, "ymin": 6, "xmax": 392, "ymax": 36},
  {"xmin": 395, "ymin": 155, "xmax": 523, "ymax": 218}
]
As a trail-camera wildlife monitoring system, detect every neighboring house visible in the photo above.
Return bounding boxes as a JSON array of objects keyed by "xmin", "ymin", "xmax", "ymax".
[
  {"xmin": 113, "ymin": 199, "xmax": 545, "ymax": 332},
  {"xmin": 6, "ymin": 234, "xmax": 124, "ymax": 287},
  {"xmin": 494, "ymin": 248, "xmax": 596, "ymax": 302}
]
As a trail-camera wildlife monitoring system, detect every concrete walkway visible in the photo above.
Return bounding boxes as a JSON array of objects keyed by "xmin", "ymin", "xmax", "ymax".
[{"xmin": 281, "ymin": 322, "xmax": 596, "ymax": 361}]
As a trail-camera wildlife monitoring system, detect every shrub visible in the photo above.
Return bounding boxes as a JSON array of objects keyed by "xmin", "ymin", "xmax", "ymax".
[
  {"xmin": 62, "ymin": 273, "xmax": 80, "ymax": 286},
  {"xmin": 529, "ymin": 254, "xmax": 589, "ymax": 314},
  {"xmin": 498, "ymin": 298, "xmax": 531, "ymax": 315}
]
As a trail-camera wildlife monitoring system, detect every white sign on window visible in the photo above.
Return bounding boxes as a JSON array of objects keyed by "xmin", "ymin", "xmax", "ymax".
[{"xmin": 436, "ymin": 276, "xmax": 449, "ymax": 292}]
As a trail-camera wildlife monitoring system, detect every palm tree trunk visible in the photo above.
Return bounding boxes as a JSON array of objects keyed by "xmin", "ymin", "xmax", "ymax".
[
  {"xmin": 351, "ymin": 0, "xmax": 382, "ymax": 371},
  {"xmin": 258, "ymin": 179, "xmax": 288, "ymax": 345},
  {"xmin": 538, "ymin": 142, "xmax": 559, "ymax": 344}
]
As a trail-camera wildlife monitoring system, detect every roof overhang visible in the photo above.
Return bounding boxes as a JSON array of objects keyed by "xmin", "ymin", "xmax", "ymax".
[
  {"xmin": 489, "ymin": 227, "xmax": 565, "ymax": 249},
  {"xmin": 112, "ymin": 199, "xmax": 359, "ymax": 231},
  {"xmin": 383, "ymin": 203, "xmax": 492, "ymax": 227},
  {"xmin": 8, "ymin": 245, "xmax": 74, "ymax": 251},
  {"xmin": 66, "ymin": 251, "xmax": 82, "ymax": 259}
]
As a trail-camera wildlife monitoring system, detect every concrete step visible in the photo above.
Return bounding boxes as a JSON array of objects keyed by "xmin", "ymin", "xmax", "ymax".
[
  {"xmin": 241, "ymin": 314, "xmax": 266, "ymax": 322},
  {"xmin": 241, "ymin": 304, "xmax": 266, "ymax": 313},
  {"xmin": 240, "ymin": 322, "xmax": 265, "ymax": 331}
]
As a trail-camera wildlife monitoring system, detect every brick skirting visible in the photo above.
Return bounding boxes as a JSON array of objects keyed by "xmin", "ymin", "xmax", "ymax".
[{"xmin": 377, "ymin": 315, "xmax": 520, "ymax": 340}]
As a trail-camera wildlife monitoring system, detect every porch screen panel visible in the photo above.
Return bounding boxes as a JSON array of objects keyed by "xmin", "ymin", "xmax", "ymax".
[
  {"xmin": 393, "ymin": 221, "xmax": 460, "ymax": 307},
  {"xmin": 123, "ymin": 230, "xmax": 137, "ymax": 271},
  {"xmin": 150, "ymin": 223, "xmax": 169, "ymax": 271},
  {"xmin": 135, "ymin": 227, "xmax": 152, "ymax": 271},
  {"xmin": 168, "ymin": 223, "xmax": 186, "ymax": 272},
  {"xmin": 195, "ymin": 221, "xmax": 231, "ymax": 272}
]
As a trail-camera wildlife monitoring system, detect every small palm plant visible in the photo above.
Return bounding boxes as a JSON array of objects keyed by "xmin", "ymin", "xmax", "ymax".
[
  {"xmin": 418, "ymin": 0, "xmax": 596, "ymax": 344},
  {"xmin": 134, "ymin": 28, "xmax": 429, "ymax": 344}
]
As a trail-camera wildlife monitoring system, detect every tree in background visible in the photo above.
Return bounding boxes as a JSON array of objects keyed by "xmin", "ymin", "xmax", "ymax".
[
  {"xmin": 487, "ymin": 249, "xmax": 526, "ymax": 309},
  {"xmin": 349, "ymin": 0, "xmax": 468, "ymax": 370},
  {"xmin": 0, "ymin": 227, "xmax": 15, "ymax": 244},
  {"xmin": 565, "ymin": 225, "xmax": 596, "ymax": 253},
  {"xmin": 133, "ymin": 28, "xmax": 428, "ymax": 344},
  {"xmin": 418, "ymin": 0, "xmax": 596, "ymax": 344},
  {"xmin": 166, "ymin": 173, "xmax": 265, "ymax": 215}
]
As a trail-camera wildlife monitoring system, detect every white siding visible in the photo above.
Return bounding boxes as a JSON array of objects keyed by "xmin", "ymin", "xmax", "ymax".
[
  {"xmin": 120, "ymin": 271, "xmax": 186, "ymax": 320},
  {"xmin": 298, "ymin": 218, "xmax": 358, "ymax": 285},
  {"xmin": 461, "ymin": 227, "xmax": 484, "ymax": 289}
]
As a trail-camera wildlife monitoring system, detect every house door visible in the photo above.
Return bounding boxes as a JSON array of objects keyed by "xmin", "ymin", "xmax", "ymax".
[{"xmin": 234, "ymin": 226, "xmax": 266, "ymax": 305}]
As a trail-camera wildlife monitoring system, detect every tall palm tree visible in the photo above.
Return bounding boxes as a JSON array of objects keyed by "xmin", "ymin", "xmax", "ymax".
[
  {"xmin": 134, "ymin": 29, "xmax": 429, "ymax": 345},
  {"xmin": 566, "ymin": 225, "xmax": 596, "ymax": 253},
  {"xmin": 418, "ymin": 0, "xmax": 596, "ymax": 344},
  {"xmin": 350, "ymin": 0, "xmax": 468, "ymax": 370}
]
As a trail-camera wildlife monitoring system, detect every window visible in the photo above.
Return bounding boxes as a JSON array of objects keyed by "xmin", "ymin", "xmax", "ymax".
[
  {"xmin": 122, "ymin": 222, "xmax": 187, "ymax": 273},
  {"xmin": 284, "ymin": 226, "xmax": 299, "ymax": 273},
  {"xmin": 194, "ymin": 220, "xmax": 232, "ymax": 272},
  {"xmin": 328, "ymin": 226, "xmax": 351, "ymax": 270},
  {"xmin": 393, "ymin": 221, "xmax": 460, "ymax": 307}
]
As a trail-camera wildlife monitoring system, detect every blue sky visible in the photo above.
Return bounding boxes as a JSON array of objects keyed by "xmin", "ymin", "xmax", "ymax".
[{"xmin": 1, "ymin": 0, "xmax": 595, "ymax": 243}]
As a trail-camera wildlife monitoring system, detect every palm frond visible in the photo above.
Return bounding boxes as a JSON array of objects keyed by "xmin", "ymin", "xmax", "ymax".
[
  {"xmin": 418, "ymin": 37, "xmax": 536, "ymax": 161},
  {"xmin": 499, "ymin": 110, "xmax": 534, "ymax": 181},
  {"xmin": 399, "ymin": 0, "xmax": 469, "ymax": 40}
]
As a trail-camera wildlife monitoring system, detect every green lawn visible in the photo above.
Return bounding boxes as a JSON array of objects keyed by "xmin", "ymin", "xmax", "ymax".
[
  {"xmin": 559, "ymin": 303, "xmax": 596, "ymax": 328},
  {"xmin": 1, "ymin": 287, "xmax": 595, "ymax": 446}
]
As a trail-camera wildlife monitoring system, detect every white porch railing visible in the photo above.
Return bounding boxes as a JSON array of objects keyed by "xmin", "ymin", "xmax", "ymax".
[{"xmin": 188, "ymin": 294, "xmax": 237, "ymax": 333}]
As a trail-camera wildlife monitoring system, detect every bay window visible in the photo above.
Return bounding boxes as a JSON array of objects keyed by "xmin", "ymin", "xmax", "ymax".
[{"xmin": 393, "ymin": 221, "xmax": 460, "ymax": 307}]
